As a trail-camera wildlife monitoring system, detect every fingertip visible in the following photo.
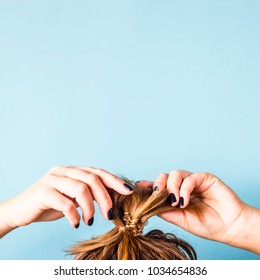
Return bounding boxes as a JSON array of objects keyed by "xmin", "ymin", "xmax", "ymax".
[
  {"xmin": 178, "ymin": 190, "xmax": 191, "ymax": 208},
  {"xmin": 124, "ymin": 182, "xmax": 134, "ymax": 192},
  {"xmin": 70, "ymin": 215, "xmax": 81, "ymax": 228},
  {"xmin": 167, "ymin": 193, "xmax": 179, "ymax": 206},
  {"xmin": 178, "ymin": 197, "xmax": 185, "ymax": 208},
  {"xmin": 88, "ymin": 217, "xmax": 94, "ymax": 226},
  {"xmin": 107, "ymin": 208, "xmax": 114, "ymax": 220},
  {"xmin": 82, "ymin": 211, "xmax": 95, "ymax": 225},
  {"xmin": 167, "ymin": 193, "xmax": 176, "ymax": 203},
  {"xmin": 74, "ymin": 222, "xmax": 80, "ymax": 229}
]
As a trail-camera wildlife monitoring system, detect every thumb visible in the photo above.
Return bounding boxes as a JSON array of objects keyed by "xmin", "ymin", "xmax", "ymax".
[{"xmin": 159, "ymin": 210, "xmax": 184, "ymax": 227}]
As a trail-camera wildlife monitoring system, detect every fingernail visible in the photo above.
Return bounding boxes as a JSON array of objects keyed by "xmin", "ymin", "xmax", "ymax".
[
  {"xmin": 178, "ymin": 197, "xmax": 184, "ymax": 207},
  {"xmin": 88, "ymin": 217, "xmax": 94, "ymax": 226},
  {"xmin": 167, "ymin": 193, "xmax": 177, "ymax": 204},
  {"xmin": 107, "ymin": 208, "xmax": 114, "ymax": 220},
  {"xmin": 152, "ymin": 185, "xmax": 159, "ymax": 192},
  {"xmin": 74, "ymin": 223, "xmax": 80, "ymax": 229},
  {"xmin": 135, "ymin": 181, "xmax": 140, "ymax": 183},
  {"xmin": 124, "ymin": 182, "xmax": 134, "ymax": 191}
]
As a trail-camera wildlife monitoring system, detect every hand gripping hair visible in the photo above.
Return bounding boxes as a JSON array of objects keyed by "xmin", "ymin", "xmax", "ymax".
[{"xmin": 69, "ymin": 180, "xmax": 201, "ymax": 260}]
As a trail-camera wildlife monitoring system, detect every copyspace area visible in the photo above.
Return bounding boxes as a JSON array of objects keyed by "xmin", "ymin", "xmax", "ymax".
[{"xmin": 0, "ymin": 0, "xmax": 259, "ymax": 260}]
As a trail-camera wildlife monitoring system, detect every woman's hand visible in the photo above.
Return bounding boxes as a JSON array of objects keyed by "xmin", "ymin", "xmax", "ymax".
[
  {"xmin": 0, "ymin": 166, "xmax": 134, "ymax": 238},
  {"xmin": 138, "ymin": 170, "xmax": 260, "ymax": 254}
]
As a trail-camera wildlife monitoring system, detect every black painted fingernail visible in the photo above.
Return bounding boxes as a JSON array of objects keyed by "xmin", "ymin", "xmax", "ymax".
[
  {"xmin": 88, "ymin": 217, "xmax": 94, "ymax": 226},
  {"xmin": 152, "ymin": 185, "xmax": 159, "ymax": 192},
  {"xmin": 135, "ymin": 181, "xmax": 140, "ymax": 183},
  {"xmin": 75, "ymin": 223, "xmax": 80, "ymax": 229},
  {"xmin": 124, "ymin": 182, "xmax": 134, "ymax": 191},
  {"xmin": 168, "ymin": 193, "xmax": 177, "ymax": 204},
  {"xmin": 178, "ymin": 197, "xmax": 184, "ymax": 207},
  {"xmin": 107, "ymin": 208, "xmax": 114, "ymax": 220}
]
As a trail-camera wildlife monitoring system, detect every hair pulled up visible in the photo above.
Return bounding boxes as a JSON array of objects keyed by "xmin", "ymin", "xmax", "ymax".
[{"xmin": 69, "ymin": 180, "xmax": 201, "ymax": 260}]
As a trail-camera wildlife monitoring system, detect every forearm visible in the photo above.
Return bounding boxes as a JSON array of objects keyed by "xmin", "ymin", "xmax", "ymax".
[
  {"xmin": 225, "ymin": 205, "xmax": 260, "ymax": 254},
  {"xmin": 0, "ymin": 199, "xmax": 18, "ymax": 238}
]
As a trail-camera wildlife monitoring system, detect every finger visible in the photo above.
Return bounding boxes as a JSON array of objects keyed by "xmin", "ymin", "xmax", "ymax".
[
  {"xmin": 81, "ymin": 173, "xmax": 113, "ymax": 220},
  {"xmin": 159, "ymin": 209, "xmax": 186, "ymax": 228},
  {"xmin": 50, "ymin": 166, "xmax": 134, "ymax": 195},
  {"xmin": 43, "ymin": 189, "xmax": 80, "ymax": 228},
  {"xmin": 152, "ymin": 173, "xmax": 169, "ymax": 192},
  {"xmin": 167, "ymin": 170, "xmax": 193, "ymax": 206},
  {"xmin": 135, "ymin": 180, "xmax": 153, "ymax": 188},
  {"xmin": 78, "ymin": 166, "xmax": 134, "ymax": 194},
  {"xmin": 51, "ymin": 168, "xmax": 113, "ymax": 220},
  {"xmin": 46, "ymin": 175, "xmax": 95, "ymax": 225},
  {"xmin": 49, "ymin": 168, "xmax": 113, "ymax": 220},
  {"xmin": 179, "ymin": 173, "xmax": 211, "ymax": 208}
]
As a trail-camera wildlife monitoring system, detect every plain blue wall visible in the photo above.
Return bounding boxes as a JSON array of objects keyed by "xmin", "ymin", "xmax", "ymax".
[{"xmin": 0, "ymin": 0, "xmax": 259, "ymax": 260}]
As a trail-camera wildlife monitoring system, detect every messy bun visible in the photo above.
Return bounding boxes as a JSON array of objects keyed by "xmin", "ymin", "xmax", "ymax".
[{"xmin": 69, "ymin": 180, "xmax": 200, "ymax": 260}]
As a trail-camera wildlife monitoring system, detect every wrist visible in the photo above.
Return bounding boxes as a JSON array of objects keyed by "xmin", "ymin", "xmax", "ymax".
[
  {"xmin": 223, "ymin": 204, "xmax": 260, "ymax": 254},
  {"xmin": 0, "ymin": 199, "xmax": 18, "ymax": 238}
]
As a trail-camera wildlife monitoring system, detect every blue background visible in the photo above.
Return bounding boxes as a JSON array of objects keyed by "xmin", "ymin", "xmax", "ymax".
[{"xmin": 0, "ymin": 0, "xmax": 259, "ymax": 260}]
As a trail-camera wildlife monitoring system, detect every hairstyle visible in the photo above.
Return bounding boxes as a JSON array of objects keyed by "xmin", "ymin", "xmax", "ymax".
[{"xmin": 69, "ymin": 179, "xmax": 202, "ymax": 260}]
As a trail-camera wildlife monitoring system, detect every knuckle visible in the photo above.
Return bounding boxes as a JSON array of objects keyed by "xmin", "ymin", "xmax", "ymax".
[
  {"xmin": 76, "ymin": 182, "xmax": 88, "ymax": 194},
  {"xmin": 158, "ymin": 172, "xmax": 168, "ymax": 179},
  {"xmin": 42, "ymin": 174, "xmax": 55, "ymax": 185},
  {"xmin": 95, "ymin": 168, "xmax": 106, "ymax": 174},
  {"xmin": 184, "ymin": 175, "xmax": 193, "ymax": 182},
  {"xmin": 202, "ymin": 172, "xmax": 219, "ymax": 184},
  {"xmin": 183, "ymin": 176, "xmax": 194, "ymax": 186},
  {"xmin": 87, "ymin": 173, "xmax": 99, "ymax": 184},
  {"xmin": 49, "ymin": 165, "xmax": 62, "ymax": 173},
  {"xmin": 63, "ymin": 201, "xmax": 75, "ymax": 213},
  {"xmin": 171, "ymin": 169, "xmax": 182, "ymax": 176},
  {"xmin": 155, "ymin": 173, "xmax": 168, "ymax": 184},
  {"xmin": 200, "ymin": 172, "xmax": 212, "ymax": 180}
]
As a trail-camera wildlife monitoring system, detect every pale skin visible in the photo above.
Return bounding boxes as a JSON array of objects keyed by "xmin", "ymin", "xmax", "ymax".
[
  {"xmin": 0, "ymin": 167, "xmax": 259, "ymax": 255},
  {"xmin": 139, "ymin": 170, "xmax": 260, "ymax": 255},
  {"xmin": 0, "ymin": 166, "xmax": 134, "ymax": 238}
]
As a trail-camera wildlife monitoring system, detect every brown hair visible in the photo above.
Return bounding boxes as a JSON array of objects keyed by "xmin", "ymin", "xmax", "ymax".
[{"xmin": 69, "ymin": 180, "xmax": 201, "ymax": 260}]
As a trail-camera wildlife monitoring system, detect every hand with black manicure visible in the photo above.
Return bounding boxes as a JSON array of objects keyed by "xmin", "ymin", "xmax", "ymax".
[
  {"xmin": 138, "ymin": 170, "xmax": 260, "ymax": 255},
  {"xmin": 0, "ymin": 166, "xmax": 134, "ymax": 238}
]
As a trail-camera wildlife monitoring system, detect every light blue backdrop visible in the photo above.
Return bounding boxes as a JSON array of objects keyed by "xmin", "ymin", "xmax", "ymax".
[{"xmin": 0, "ymin": 0, "xmax": 259, "ymax": 260}]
